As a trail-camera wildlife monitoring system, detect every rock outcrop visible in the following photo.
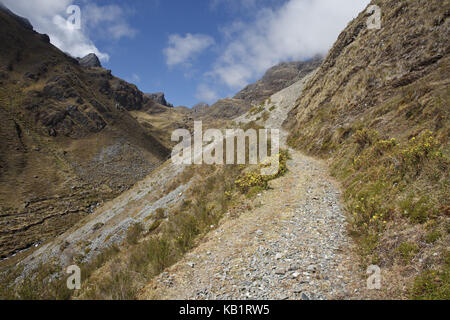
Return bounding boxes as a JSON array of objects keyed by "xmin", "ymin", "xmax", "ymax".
[
  {"xmin": 193, "ymin": 98, "xmax": 249, "ymax": 120},
  {"xmin": 78, "ymin": 53, "xmax": 102, "ymax": 68},
  {"xmin": 191, "ymin": 102, "xmax": 209, "ymax": 113},
  {"xmin": 145, "ymin": 92, "xmax": 174, "ymax": 108},
  {"xmin": 234, "ymin": 56, "xmax": 323, "ymax": 105}
]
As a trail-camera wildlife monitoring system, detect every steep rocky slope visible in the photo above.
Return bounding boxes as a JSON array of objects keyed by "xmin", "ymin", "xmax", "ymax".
[
  {"xmin": 286, "ymin": 0, "xmax": 449, "ymax": 298},
  {"xmin": 0, "ymin": 7, "xmax": 170, "ymax": 260},
  {"xmin": 234, "ymin": 56, "xmax": 322, "ymax": 105},
  {"xmin": 192, "ymin": 98, "xmax": 250, "ymax": 120},
  {"xmin": 144, "ymin": 92, "xmax": 174, "ymax": 108}
]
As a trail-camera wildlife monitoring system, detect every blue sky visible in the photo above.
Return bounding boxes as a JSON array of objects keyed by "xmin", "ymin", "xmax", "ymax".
[{"xmin": 1, "ymin": 0, "xmax": 370, "ymax": 107}]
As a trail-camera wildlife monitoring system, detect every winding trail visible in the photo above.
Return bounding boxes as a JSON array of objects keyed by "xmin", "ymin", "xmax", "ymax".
[
  {"xmin": 139, "ymin": 144, "xmax": 365, "ymax": 300},
  {"xmin": 14, "ymin": 69, "xmax": 368, "ymax": 299},
  {"xmin": 139, "ymin": 73, "xmax": 367, "ymax": 300}
]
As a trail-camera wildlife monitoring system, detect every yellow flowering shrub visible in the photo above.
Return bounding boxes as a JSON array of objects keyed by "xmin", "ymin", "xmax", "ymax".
[
  {"xmin": 400, "ymin": 130, "xmax": 443, "ymax": 171},
  {"xmin": 235, "ymin": 149, "xmax": 289, "ymax": 194},
  {"xmin": 374, "ymin": 138, "xmax": 398, "ymax": 155}
]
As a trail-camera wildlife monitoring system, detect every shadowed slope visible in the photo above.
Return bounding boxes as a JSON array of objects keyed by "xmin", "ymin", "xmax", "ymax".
[{"xmin": 0, "ymin": 6, "xmax": 170, "ymax": 259}]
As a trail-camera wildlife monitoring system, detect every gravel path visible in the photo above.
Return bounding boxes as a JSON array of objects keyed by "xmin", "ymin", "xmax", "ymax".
[
  {"xmin": 139, "ymin": 146, "xmax": 366, "ymax": 300},
  {"xmin": 139, "ymin": 73, "xmax": 367, "ymax": 300}
]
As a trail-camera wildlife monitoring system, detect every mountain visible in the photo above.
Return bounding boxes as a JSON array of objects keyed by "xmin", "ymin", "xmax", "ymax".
[
  {"xmin": 193, "ymin": 98, "xmax": 250, "ymax": 120},
  {"xmin": 234, "ymin": 56, "xmax": 323, "ymax": 105},
  {"xmin": 191, "ymin": 56, "xmax": 323, "ymax": 120},
  {"xmin": 0, "ymin": 6, "xmax": 170, "ymax": 259},
  {"xmin": 0, "ymin": 0, "xmax": 448, "ymax": 301},
  {"xmin": 286, "ymin": 0, "xmax": 449, "ymax": 298},
  {"xmin": 2, "ymin": 59, "xmax": 320, "ymax": 301},
  {"xmin": 191, "ymin": 102, "xmax": 209, "ymax": 113}
]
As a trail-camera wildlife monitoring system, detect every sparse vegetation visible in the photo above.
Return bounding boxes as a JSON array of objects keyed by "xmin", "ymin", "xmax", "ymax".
[
  {"xmin": 397, "ymin": 242, "xmax": 419, "ymax": 264},
  {"xmin": 249, "ymin": 104, "xmax": 265, "ymax": 115},
  {"xmin": 77, "ymin": 164, "xmax": 244, "ymax": 299},
  {"xmin": 0, "ymin": 244, "xmax": 121, "ymax": 300},
  {"xmin": 411, "ymin": 268, "xmax": 450, "ymax": 300},
  {"xmin": 1, "ymin": 0, "xmax": 448, "ymax": 301},
  {"xmin": 126, "ymin": 223, "xmax": 145, "ymax": 245},
  {"xmin": 0, "ymin": 138, "xmax": 294, "ymax": 300},
  {"xmin": 425, "ymin": 230, "xmax": 442, "ymax": 244},
  {"xmin": 286, "ymin": 0, "xmax": 449, "ymax": 299},
  {"xmin": 235, "ymin": 150, "xmax": 289, "ymax": 194}
]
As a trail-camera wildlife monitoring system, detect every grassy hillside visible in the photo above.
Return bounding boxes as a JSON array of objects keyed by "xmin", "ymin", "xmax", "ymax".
[{"xmin": 286, "ymin": 0, "xmax": 449, "ymax": 299}]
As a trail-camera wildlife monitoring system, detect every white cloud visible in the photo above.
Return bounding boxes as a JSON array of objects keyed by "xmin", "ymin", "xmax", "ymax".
[
  {"xmin": 195, "ymin": 84, "xmax": 218, "ymax": 103},
  {"xmin": 209, "ymin": 0, "xmax": 371, "ymax": 89},
  {"xmin": 82, "ymin": 3, "xmax": 137, "ymax": 40},
  {"xmin": 131, "ymin": 73, "xmax": 140, "ymax": 83},
  {"xmin": 0, "ymin": 0, "xmax": 136, "ymax": 62},
  {"xmin": 164, "ymin": 33, "xmax": 215, "ymax": 67}
]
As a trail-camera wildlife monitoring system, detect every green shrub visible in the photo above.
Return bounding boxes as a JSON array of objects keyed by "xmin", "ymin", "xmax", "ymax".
[
  {"xmin": 374, "ymin": 138, "xmax": 398, "ymax": 155},
  {"xmin": 410, "ymin": 269, "xmax": 450, "ymax": 300},
  {"xmin": 400, "ymin": 195, "xmax": 437, "ymax": 224},
  {"xmin": 397, "ymin": 242, "xmax": 419, "ymax": 264},
  {"xmin": 174, "ymin": 213, "xmax": 200, "ymax": 253},
  {"xmin": 249, "ymin": 105, "xmax": 265, "ymax": 115},
  {"xmin": 97, "ymin": 269, "xmax": 137, "ymax": 300},
  {"xmin": 354, "ymin": 128, "xmax": 378, "ymax": 150},
  {"xmin": 155, "ymin": 208, "xmax": 166, "ymax": 219},
  {"xmin": 400, "ymin": 131, "xmax": 442, "ymax": 174},
  {"xmin": 126, "ymin": 223, "xmax": 145, "ymax": 245},
  {"xmin": 148, "ymin": 220, "xmax": 162, "ymax": 233},
  {"xmin": 150, "ymin": 238, "xmax": 173, "ymax": 273},
  {"xmin": 425, "ymin": 230, "xmax": 442, "ymax": 244}
]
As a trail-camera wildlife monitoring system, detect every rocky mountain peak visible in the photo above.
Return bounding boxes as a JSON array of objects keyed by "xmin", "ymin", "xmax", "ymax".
[
  {"xmin": 233, "ymin": 55, "xmax": 323, "ymax": 105},
  {"xmin": 145, "ymin": 92, "xmax": 174, "ymax": 108},
  {"xmin": 192, "ymin": 56, "xmax": 323, "ymax": 120},
  {"xmin": 191, "ymin": 102, "xmax": 209, "ymax": 112}
]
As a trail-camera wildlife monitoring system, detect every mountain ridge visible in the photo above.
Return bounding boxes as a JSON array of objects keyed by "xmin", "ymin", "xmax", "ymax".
[
  {"xmin": 191, "ymin": 56, "xmax": 323, "ymax": 120},
  {"xmin": 0, "ymin": 6, "xmax": 170, "ymax": 259}
]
